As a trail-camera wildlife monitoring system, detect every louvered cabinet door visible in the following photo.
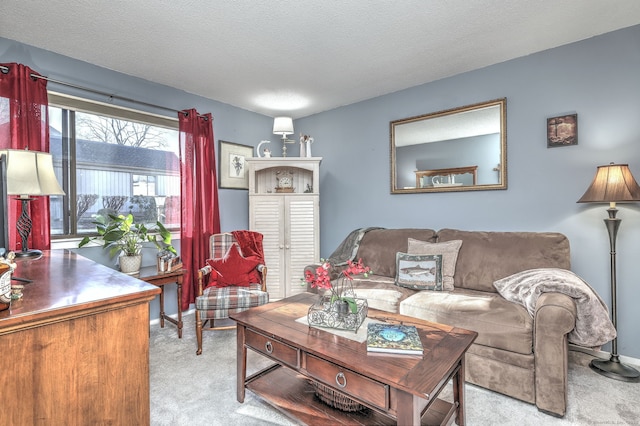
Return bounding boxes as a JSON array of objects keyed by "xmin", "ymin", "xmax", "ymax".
[
  {"xmin": 250, "ymin": 196, "xmax": 286, "ymax": 299},
  {"xmin": 285, "ymin": 195, "xmax": 319, "ymax": 298},
  {"xmin": 246, "ymin": 157, "xmax": 322, "ymax": 301}
]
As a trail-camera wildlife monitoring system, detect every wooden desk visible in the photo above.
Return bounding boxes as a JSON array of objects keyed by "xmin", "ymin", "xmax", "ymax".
[
  {"xmin": 136, "ymin": 266, "xmax": 186, "ymax": 338},
  {"xmin": 0, "ymin": 250, "xmax": 160, "ymax": 425}
]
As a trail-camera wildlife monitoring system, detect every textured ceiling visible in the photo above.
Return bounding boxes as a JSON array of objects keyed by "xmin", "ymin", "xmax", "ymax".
[{"xmin": 1, "ymin": 1, "xmax": 639, "ymax": 118}]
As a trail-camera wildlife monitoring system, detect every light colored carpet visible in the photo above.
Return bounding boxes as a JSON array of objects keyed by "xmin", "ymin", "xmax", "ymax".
[{"xmin": 150, "ymin": 314, "xmax": 640, "ymax": 425}]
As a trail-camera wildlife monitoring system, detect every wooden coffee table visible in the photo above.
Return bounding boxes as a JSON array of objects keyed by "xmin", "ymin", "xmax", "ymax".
[{"xmin": 230, "ymin": 292, "xmax": 477, "ymax": 425}]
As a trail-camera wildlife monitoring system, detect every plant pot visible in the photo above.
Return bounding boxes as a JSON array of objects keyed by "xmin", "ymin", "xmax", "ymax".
[
  {"xmin": 119, "ymin": 254, "xmax": 142, "ymax": 274},
  {"xmin": 335, "ymin": 300, "xmax": 350, "ymax": 317}
]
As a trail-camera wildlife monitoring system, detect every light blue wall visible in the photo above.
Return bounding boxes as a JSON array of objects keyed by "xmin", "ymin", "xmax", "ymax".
[
  {"xmin": 295, "ymin": 25, "xmax": 640, "ymax": 358},
  {"xmin": 3, "ymin": 25, "xmax": 640, "ymax": 358}
]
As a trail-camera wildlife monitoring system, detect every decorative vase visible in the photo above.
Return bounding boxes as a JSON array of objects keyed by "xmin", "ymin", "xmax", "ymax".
[
  {"xmin": 335, "ymin": 300, "xmax": 350, "ymax": 317},
  {"xmin": 305, "ymin": 140, "xmax": 312, "ymax": 157},
  {"xmin": 119, "ymin": 254, "xmax": 142, "ymax": 274}
]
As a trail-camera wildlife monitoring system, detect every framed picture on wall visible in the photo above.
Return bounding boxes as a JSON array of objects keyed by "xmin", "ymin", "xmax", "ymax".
[
  {"xmin": 547, "ymin": 114, "xmax": 578, "ymax": 148},
  {"xmin": 218, "ymin": 140, "xmax": 253, "ymax": 189}
]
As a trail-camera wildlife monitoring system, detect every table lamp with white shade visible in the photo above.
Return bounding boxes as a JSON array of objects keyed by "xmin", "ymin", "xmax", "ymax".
[{"xmin": 1, "ymin": 149, "xmax": 65, "ymax": 258}]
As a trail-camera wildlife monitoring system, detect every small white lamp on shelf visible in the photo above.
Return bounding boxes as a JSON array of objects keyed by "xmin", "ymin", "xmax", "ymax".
[{"xmin": 273, "ymin": 117, "xmax": 294, "ymax": 157}]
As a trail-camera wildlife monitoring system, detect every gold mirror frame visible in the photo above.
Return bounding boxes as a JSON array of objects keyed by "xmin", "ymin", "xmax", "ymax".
[{"xmin": 390, "ymin": 98, "xmax": 507, "ymax": 193}]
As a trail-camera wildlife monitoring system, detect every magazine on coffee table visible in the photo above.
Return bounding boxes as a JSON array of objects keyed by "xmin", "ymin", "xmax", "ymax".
[{"xmin": 366, "ymin": 323, "xmax": 424, "ymax": 355}]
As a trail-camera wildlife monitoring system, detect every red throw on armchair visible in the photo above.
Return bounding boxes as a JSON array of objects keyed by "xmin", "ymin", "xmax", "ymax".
[{"xmin": 194, "ymin": 231, "xmax": 269, "ymax": 355}]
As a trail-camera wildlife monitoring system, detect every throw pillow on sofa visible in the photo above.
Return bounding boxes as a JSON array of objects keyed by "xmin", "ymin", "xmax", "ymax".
[
  {"xmin": 407, "ymin": 238, "xmax": 462, "ymax": 291},
  {"xmin": 395, "ymin": 252, "xmax": 443, "ymax": 291}
]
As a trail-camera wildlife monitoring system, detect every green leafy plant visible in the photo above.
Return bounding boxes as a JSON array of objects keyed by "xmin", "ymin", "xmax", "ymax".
[
  {"xmin": 152, "ymin": 221, "xmax": 177, "ymax": 256},
  {"xmin": 79, "ymin": 213, "xmax": 177, "ymax": 258}
]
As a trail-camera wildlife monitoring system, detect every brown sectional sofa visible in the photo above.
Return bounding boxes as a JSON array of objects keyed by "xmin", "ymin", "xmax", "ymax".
[{"xmin": 308, "ymin": 228, "xmax": 576, "ymax": 417}]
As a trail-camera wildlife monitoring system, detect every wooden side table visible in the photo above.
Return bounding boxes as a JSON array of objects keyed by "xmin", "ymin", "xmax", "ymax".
[{"xmin": 137, "ymin": 266, "xmax": 186, "ymax": 338}]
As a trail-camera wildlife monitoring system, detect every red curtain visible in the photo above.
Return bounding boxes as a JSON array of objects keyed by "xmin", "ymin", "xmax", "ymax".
[
  {"xmin": 179, "ymin": 109, "xmax": 220, "ymax": 310},
  {"xmin": 0, "ymin": 63, "xmax": 51, "ymax": 252}
]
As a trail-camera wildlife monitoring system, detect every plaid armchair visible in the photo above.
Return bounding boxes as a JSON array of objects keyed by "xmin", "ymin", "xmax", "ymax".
[{"xmin": 194, "ymin": 232, "xmax": 268, "ymax": 355}]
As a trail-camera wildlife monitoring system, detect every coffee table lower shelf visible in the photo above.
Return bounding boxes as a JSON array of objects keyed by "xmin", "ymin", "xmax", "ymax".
[{"xmin": 246, "ymin": 364, "xmax": 456, "ymax": 426}]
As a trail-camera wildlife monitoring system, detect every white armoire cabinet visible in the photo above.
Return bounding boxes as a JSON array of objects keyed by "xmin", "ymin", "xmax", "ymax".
[{"xmin": 246, "ymin": 157, "xmax": 321, "ymax": 300}]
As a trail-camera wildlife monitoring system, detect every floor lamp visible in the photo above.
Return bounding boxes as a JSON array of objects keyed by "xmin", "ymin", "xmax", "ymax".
[
  {"xmin": 577, "ymin": 162, "xmax": 640, "ymax": 382},
  {"xmin": 0, "ymin": 149, "xmax": 65, "ymax": 258}
]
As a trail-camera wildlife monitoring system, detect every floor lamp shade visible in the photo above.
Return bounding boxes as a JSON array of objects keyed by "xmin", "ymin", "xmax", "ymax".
[
  {"xmin": 577, "ymin": 162, "xmax": 640, "ymax": 382},
  {"xmin": 578, "ymin": 163, "xmax": 640, "ymax": 204},
  {"xmin": 0, "ymin": 149, "xmax": 65, "ymax": 257}
]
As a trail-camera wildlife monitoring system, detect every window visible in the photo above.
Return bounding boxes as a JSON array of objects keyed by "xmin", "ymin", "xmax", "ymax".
[{"xmin": 48, "ymin": 93, "xmax": 180, "ymax": 237}]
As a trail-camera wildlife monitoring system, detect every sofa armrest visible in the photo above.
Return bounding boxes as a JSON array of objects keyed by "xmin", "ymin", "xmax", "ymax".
[{"xmin": 533, "ymin": 292, "xmax": 577, "ymax": 417}]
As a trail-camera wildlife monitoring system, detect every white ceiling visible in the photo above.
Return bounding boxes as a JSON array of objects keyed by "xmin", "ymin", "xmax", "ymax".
[{"xmin": 1, "ymin": 1, "xmax": 639, "ymax": 119}]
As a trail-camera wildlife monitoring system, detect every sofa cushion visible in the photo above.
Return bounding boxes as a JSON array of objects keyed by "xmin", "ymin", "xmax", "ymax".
[
  {"xmin": 436, "ymin": 229, "xmax": 571, "ymax": 292},
  {"xmin": 394, "ymin": 252, "xmax": 443, "ymax": 291},
  {"xmin": 408, "ymin": 238, "xmax": 462, "ymax": 291},
  {"xmin": 356, "ymin": 229, "xmax": 437, "ymax": 278},
  {"xmin": 400, "ymin": 288, "xmax": 534, "ymax": 355},
  {"xmin": 350, "ymin": 274, "xmax": 416, "ymax": 313}
]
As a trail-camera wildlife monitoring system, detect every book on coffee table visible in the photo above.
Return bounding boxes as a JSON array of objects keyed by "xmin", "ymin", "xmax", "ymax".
[{"xmin": 366, "ymin": 323, "xmax": 424, "ymax": 355}]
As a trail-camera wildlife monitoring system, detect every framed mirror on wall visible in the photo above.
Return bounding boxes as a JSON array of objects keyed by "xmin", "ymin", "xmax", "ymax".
[{"xmin": 390, "ymin": 98, "xmax": 507, "ymax": 193}]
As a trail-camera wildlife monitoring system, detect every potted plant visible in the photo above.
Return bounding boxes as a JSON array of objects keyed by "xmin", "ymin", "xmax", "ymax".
[
  {"xmin": 303, "ymin": 258, "xmax": 372, "ymax": 314},
  {"xmin": 151, "ymin": 221, "xmax": 177, "ymax": 256},
  {"xmin": 153, "ymin": 221, "xmax": 180, "ymax": 272},
  {"xmin": 79, "ymin": 213, "xmax": 176, "ymax": 274}
]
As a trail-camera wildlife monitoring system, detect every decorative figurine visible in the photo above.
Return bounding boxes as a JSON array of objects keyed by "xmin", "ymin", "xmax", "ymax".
[
  {"xmin": 300, "ymin": 134, "xmax": 314, "ymax": 158},
  {"xmin": 0, "ymin": 251, "xmax": 17, "ymax": 309},
  {"xmin": 299, "ymin": 134, "xmax": 306, "ymax": 157},
  {"xmin": 256, "ymin": 140, "xmax": 271, "ymax": 158}
]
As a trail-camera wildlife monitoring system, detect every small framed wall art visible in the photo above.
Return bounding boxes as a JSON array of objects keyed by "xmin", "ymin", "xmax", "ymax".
[
  {"xmin": 218, "ymin": 140, "xmax": 253, "ymax": 189},
  {"xmin": 547, "ymin": 114, "xmax": 578, "ymax": 148}
]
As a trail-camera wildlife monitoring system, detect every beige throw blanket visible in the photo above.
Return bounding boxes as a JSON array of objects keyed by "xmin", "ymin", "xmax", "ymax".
[{"xmin": 493, "ymin": 268, "xmax": 616, "ymax": 348}]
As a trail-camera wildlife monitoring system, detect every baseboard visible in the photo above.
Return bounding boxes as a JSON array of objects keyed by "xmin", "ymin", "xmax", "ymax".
[
  {"xmin": 149, "ymin": 308, "xmax": 195, "ymax": 326},
  {"xmin": 569, "ymin": 344, "xmax": 640, "ymax": 368}
]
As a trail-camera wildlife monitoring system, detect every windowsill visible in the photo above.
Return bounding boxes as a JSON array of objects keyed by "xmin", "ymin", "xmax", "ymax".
[
  {"xmin": 51, "ymin": 238, "xmax": 85, "ymax": 250},
  {"xmin": 51, "ymin": 231, "xmax": 180, "ymax": 251}
]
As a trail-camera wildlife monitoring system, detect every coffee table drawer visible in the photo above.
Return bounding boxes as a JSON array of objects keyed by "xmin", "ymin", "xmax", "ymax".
[
  {"xmin": 306, "ymin": 354, "xmax": 389, "ymax": 410},
  {"xmin": 246, "ymin": 329, "xmax": 299, "ymax": 368}
]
